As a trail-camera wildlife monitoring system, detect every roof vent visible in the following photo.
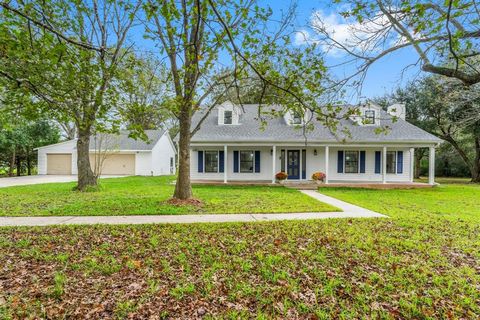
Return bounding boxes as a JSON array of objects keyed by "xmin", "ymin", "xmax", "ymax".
[{"xmin": 387, "ymin": 103, "xmax": 406, "ymax": 120}]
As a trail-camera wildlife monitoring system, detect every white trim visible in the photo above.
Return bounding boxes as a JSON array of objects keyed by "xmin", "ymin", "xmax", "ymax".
[
  {"xmin": 410, "ymin": 148, "xmax": 415, "ymax": 182},
  {"xmin": 382, "ymin": 147, "xmax": 387, "ymax": 184},
  {"xmin": 34, "ymin": 139, "xmax": 77, "ymax": 150},
  {"xmin": 271, "ymin": 146, "xmax": 276, "ymax": 184},
  {"xmin": 429, "ymin": 147, "xmax": 435, "ymax": 185},
  {"xmin": 325, "ymin": 146, "xmax": 329, "ymax": 184},
  {"xmin": 191, "ymin": 142, "xmax": 440, "ymax": 147},
  {"xmin": 223, "ymin": 145, "xmax": 228, "ymax": 183}
]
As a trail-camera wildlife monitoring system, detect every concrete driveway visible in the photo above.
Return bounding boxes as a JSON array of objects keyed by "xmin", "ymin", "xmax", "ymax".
[{"xmin": 0, "ymin": 175, "xmax": 126, "ymax": 188}]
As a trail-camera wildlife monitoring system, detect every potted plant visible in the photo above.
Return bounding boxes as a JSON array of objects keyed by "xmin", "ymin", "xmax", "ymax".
[
  {"xmin": 311, "ymin": 172, "xmax": 326, "ymax": 184},
  {"xmin": 275, "ymin": 171, "xmax": 288, "ymax": 184}
]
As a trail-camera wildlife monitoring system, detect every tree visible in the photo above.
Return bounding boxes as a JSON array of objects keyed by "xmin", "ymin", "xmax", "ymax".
[
  {"xmin": 144, "ymin": 0, "xmax": 330, "ymax": 200},
  {"xmin": 381, "ymin": 76, "xmax": 480, "ymax": 182},
  {"xmin": 117, "ymin": 54, "xmax": 174, "ymax": 134},
  {"xmin": 306, "ymin": 0, "xmax": 480, "ymax": 89},
  {"xmin": 0, "ymin": 0, "xmax": 141, "ymax": 190}
]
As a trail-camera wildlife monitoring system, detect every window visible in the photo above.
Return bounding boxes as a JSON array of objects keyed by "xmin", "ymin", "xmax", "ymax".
[
  {"xmin": 205, "ymin": 151, "xmax": 218, "ymax": 173},
  {"xmin": 240, "ymin": 151, "xmax": 254, "ymax": 173},
  {"xmin": 292, "ymin": 111, "xmax": 302, "ymax": 124},
  {"xmin": 224, "ymin": 110, "xmax": 233, "ymax": 124},
  {"xmin": 344, "ymin": 151, "xmax": 359, "ymax": 173},
  {"xmin": 364, "ymin": 110, "xmax": 375, "ymax": 124},
  {"xmin": 386, "ymin": 151, "xmax": 396, "ymax": 174},
  {"xmin": 281, "ymin": 149, "xmax": 285, "ymax": 172}
]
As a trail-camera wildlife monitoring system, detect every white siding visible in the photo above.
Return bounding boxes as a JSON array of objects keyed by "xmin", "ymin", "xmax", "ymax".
[
  {"xmin": 151, "ymin": 133, "xmax": 176, "ymax": 175},
  {"xmin": 37, "ymin": 140, "xmax": 77, "ymax": 175},
  {"xmin": 190, "ymin": 145, "xmax": 413, "ymax": 183},
  {"xmin": 328, "ymin": 147, "xmax": 411, "ymax": 182},
  {"xmin": 135, "ymin": 152, "xmax": 152, "ymax": 176}
]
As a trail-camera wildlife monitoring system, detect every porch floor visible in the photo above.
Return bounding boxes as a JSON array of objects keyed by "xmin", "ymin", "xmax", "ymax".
[{"xmin": 191, "ymin": 180, "xmax": 434, "ymax": 189}]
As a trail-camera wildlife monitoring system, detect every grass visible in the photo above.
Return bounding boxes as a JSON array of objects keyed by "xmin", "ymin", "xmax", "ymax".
[
  {"xmin": 0, "ymin": 181, "xmax": 478, "ymax": 318},
  {"xmin": 0, "ymin": 176, "xmax": 338, "ymax": 216}
]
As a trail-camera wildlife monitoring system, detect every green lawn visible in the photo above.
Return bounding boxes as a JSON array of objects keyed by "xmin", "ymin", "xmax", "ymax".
[
  {"xmin": 0, "ymin": 182, "xmax": 479, "ymax": 318},
  {"xmin": 0, "ymin": 176, "xmax": 337, "ymax": 216}
]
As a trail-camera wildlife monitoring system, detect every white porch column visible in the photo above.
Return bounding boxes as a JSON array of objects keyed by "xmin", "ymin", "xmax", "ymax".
[
  {"xmin": 223, "ymin": 145, "xmax": 228, "ymax": 184},
  {"xmin": 324, "ymin": 146, "xmax": 329, "ymax": 184},
  {"xmin": 410, "ymin": 148, "xmax": 415, "ymax": 182},
  {"xmin": 272, "ymin": 145, "xmax": 276, "ymax": 184},
  {"xmin": 429, "ymin": 146, "xmax": 435, "ymax": 185},
  {"xmin": 382, "ymin": 146, "xmax": 387, "ymax": 184}
]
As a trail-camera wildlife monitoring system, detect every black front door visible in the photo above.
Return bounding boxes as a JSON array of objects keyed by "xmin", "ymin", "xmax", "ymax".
[{"xmin": 287, "ymin": 150, "xmax": 300, "ymax": 179}]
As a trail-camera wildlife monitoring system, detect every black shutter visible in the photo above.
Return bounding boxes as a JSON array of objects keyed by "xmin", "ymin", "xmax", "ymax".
[
  {"xmin": 254, "ymin": 151, "xmax": 261, "ymax": 173},
  {"xmin": 375, "ymin": 151, "xmax": 381, "ymax": 174},
  {"xmin": 198, "ymin": 151, "xmax": 204, "ymax": 173},
  {"xmin": 219, "ymin": 150, "xmax": 224, "ymax": 173},
  {"xmin": 337, "ymin": 151, "xmax": 344, "ymax": 173},
  {"xmin": 233, "ymin": 151, "xmax": 239, "ymax": 173},
  {"xmin": 302, "ymin": 149, "xmax": 306, "ymax": 179},
  {"xmin": 397, "ymin": 151, "xmax": 403, "ymax": 174},
  {"xmin": 360, "ymin": 151, "xmax": 366, "ymax": 173}
]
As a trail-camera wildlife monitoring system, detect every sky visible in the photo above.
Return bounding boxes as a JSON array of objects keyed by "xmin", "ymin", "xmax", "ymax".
[
  {"xmin": 131, "ymin": 0, "xmax": 424, "ymax": 104},
  {"xmin": 271, "ymin": 0, "xmax": 422, "ymax": 102}
]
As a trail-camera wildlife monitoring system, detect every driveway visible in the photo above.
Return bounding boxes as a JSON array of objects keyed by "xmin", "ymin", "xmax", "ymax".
[{"xmin": 0, "ymin": 175, "xmax": 126, "ymax": 188}]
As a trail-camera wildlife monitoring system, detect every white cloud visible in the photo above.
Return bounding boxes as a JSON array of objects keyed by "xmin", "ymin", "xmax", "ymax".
[{"xmin": 297, "ymin": 9, "xmax": 402, "ymax": 58}]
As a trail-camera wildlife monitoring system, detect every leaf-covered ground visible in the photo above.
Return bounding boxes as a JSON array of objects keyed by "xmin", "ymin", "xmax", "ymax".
[
  {"xmin": 0, "ymin": 176, "xmax": 337, "ymax": 216},
  {"xmin": 0, "ymin": 181, "xmax": 479, "ymax": 319}
]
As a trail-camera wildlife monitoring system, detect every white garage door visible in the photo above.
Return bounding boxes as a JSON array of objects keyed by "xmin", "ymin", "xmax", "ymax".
[
  {"xmin": 47, "ymin": 154, "xmax": 72, "ymax": 175},
  {"xmin": 90, "ymin": 154, "xmax": 135, "ymax": 175}
]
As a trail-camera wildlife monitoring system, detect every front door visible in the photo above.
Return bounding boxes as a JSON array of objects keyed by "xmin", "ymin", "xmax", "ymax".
[{"xmin": 287, "ymin": 150, "xmax": 300, "ymax": 179}]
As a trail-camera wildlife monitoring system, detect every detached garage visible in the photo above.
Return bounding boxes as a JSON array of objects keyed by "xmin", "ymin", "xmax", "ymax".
[{"xmin": 36, "ymin": 130, "xmax": 176, "ymax": 176}]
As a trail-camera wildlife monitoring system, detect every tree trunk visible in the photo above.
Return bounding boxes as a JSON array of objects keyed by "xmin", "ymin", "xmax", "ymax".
[
  {"xmin": 27, "ymin": 151, "xmax": 32, "ymax": 175},
  {"xmin": 173, "ymin": 107, "xmax": 193, "ymax": 200},
  {"xmin": 16, "ymin": 155, "xmax": 21, "ymax": 176},
  {"xmin": 471, "ymin": 137, "xmax": 480, "ymax": 183},
  {"xmin": 8, "ymin": 148, "xmax": 15, "ymax": 177},
  {"xmin": 76, "ymin": 127, "xmax": 97, "ymax": 191},
  {"xmin": 414, "ymin": 154, "xmax": 422, "ymax": 179}
]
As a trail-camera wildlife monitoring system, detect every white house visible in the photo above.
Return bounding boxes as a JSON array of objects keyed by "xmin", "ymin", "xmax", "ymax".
[
  {"xmin": 36, "ymin": 130, "xmax": 176, "ymax": 176},
  {"xmin": 189, "ymin": 101, "xmax": 442, "ymax": 185}
]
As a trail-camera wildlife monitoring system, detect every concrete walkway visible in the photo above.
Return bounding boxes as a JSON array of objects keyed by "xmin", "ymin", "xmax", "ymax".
[{"xmin": 0, "ymin": 190, "xmax": 386, "ymax": 227}]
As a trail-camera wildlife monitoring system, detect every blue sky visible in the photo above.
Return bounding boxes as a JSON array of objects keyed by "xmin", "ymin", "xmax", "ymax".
[
  {"xmin": 269, "ymin": 0, "xmax": 422, "ymax": 102},
  {"xmin": 132, "ymin": 1, "xmax": 423, "ymax": 103}
]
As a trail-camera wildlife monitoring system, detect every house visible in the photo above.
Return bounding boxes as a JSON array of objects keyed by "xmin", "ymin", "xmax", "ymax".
[
  {"xmin": 36, "ymin": 130, "xmax": 176, "ymax": 176},
  {"xmin": 189, "ymin": 101, "xmax": 442, "ymax": 185}
]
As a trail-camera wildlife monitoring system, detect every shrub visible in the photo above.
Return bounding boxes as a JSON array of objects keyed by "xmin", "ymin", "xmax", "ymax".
[
  {"xmin": 275, "ymin": 172, "xmax": 288, "ymax": 180},
  {"xmin": 311, "ymin": 172, "xmax": 326, "ymax": 182}
]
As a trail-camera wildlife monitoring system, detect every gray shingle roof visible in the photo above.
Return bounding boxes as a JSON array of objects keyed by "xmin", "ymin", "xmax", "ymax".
[
  {"xmin": 89, "ymin": 130, "xmax": 165, "ymax": 151},
  {"xmin": 190, "ymin": 104, "xmax": 441, "ymax": 144}
]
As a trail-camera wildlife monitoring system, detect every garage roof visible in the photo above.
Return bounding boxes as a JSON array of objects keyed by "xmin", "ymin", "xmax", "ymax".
[{"xmin": 89, "ymin": 130, "xmax": 166, "ymax": 151}]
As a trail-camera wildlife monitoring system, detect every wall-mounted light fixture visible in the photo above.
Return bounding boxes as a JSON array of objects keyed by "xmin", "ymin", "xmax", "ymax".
[{"xmin": 314, "ymin": 149, "xmax": 318, "ymax": 156}]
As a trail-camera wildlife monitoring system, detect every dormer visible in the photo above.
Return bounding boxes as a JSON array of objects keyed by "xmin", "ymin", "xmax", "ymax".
[
  {"xmin": 351, "ymin": 103, "xmax": 381, "ymax": 126},
  {"xmin": 284, "ymin": 109, "xmax": 309, "ymax": 126},
  {"xmin": 217, "ymin": 101, "xmax": 241, "ymax": 125},
  {"xmin": 387, "ymin": 103, "xmax": 406, "ymax": 120}
]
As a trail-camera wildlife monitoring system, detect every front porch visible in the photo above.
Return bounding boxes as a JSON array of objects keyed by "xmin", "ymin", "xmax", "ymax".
[
  {"xmin": 191, "ymin": 180, "xmax": 434, "ymax": 189},
  {"xmin": 190, "ymin": 144, "xmax": 438, "ymax": 185}
]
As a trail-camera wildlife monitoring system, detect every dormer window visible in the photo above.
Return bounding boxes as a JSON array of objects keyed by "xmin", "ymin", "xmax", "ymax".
[
  {"xmin": 364, "ymin": 110, "xmax": 375, "ymax": 124},
  {"xmin": 224, "ymin": 111, "xmax": 233, "ymax": 124},
  {"xmin": 293, "ymin": 111, "xmax": 302, "ymax": 125}
]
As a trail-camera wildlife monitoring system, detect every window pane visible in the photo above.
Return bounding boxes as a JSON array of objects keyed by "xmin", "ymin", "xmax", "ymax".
[
  {"xmin": 205, "ymin": 151, "xmax": 218, "ymax": 173},
  {"xmin": 293, "ymin": 112, "xmax": 302, "ymax": 124},
  {"xmin": 281, "ymin": 150, "xmax": 285, "ymax": 172},
  {"xmin": 224, "ymin": 111, "xmax": 232, "ymax": 124},
  {"xmin": 364, "ymin": 110, "xmax": 375, "ymax": 124},
  {"xmin": 240, "ymin": 151, "xmax": 254, "ymax": 173},
  {"xmin": 386, "ymin": 151, "xmax": 396, "ymax": 174},
  {"xmin": 345, "ymin": 151, "xmax": 359, "ymax": 173}
]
